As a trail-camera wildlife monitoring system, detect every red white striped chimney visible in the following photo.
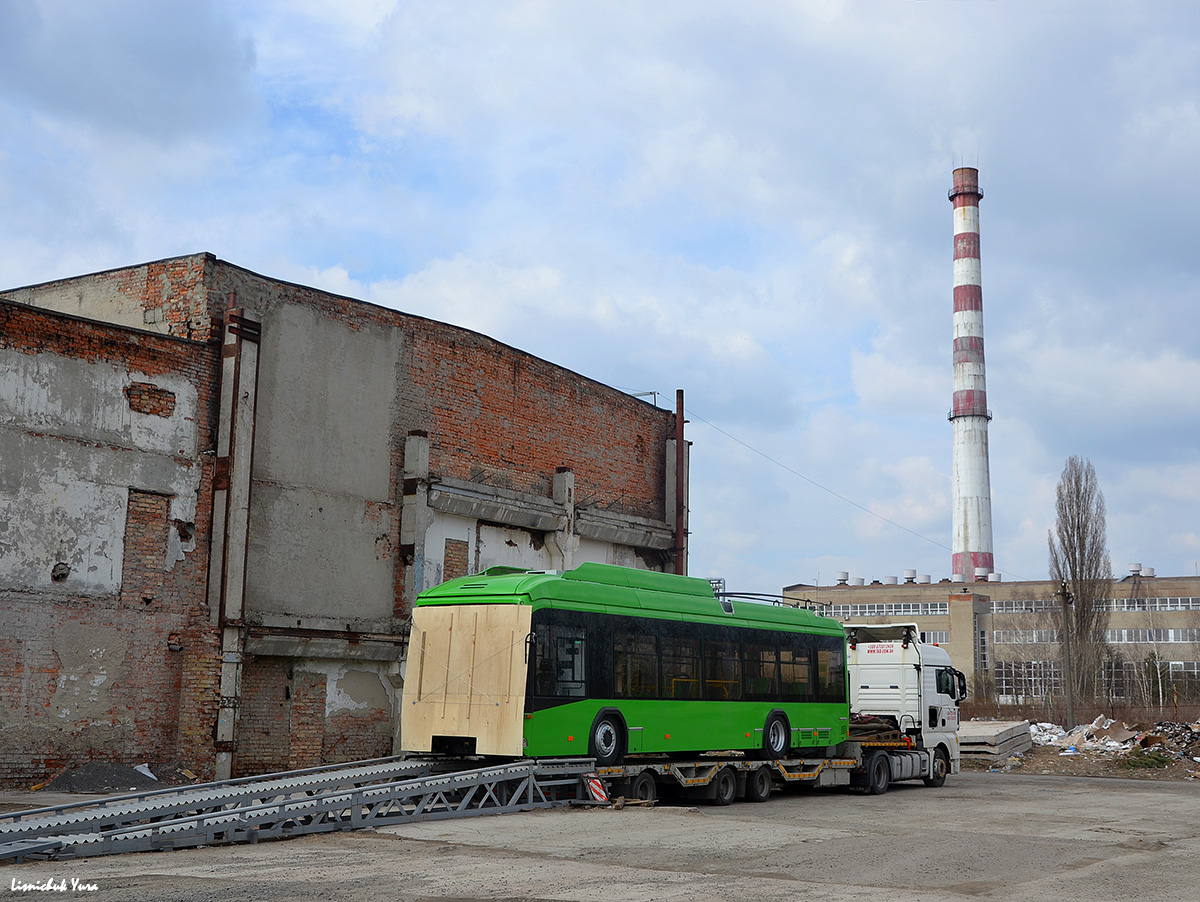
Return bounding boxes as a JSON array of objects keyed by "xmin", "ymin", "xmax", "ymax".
[{"xmin": 949, "ymin": 167, "xmax": 994, "ymax": 581}]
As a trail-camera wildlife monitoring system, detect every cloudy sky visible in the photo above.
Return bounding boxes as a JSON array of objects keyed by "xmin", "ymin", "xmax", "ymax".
[{"xmin": 2, "ymin": 1, "xmax": 1198, "ymax": 592}]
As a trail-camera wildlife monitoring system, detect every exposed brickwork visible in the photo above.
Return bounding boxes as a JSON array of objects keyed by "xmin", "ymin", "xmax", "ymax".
[
  {"xmin": 235, "ymin": 657, "xmax": 290, "ymax": 777},
  {"xmin": 444, "ymin": 539, "xmax": 470, "ymax": 581},
  {"xmin": 288, "ymin": 671, "xmax": 326, "ymax": 771},
  {"xmin": 125, "ymin": 381, "xmax": 177, "ymax": 417},
  {"xmin": 0, "ymin": 299, "xmax": 221, "ymax": 788},
  {"xmin": 324, "ymin": 708, "xmax": 392, "ymax": 762},
  {"xmin": 1, "ymin": 253, "xmax": 218, "ymax": 342},
  {"xmin": 236, "ymin": 661, "xmax": 386, "ymax": 775},
  {"xmin": 401, "ymin": 323, "xmax": 670, "ymax": 524},
  {"xmin": 121, "ymin": 490, "xmax": 170, "ymax": 608}
]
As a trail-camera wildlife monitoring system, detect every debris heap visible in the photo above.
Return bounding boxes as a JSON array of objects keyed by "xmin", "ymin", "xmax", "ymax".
[{"xmin": 1032, "ymin": 715, "xmax": 1200, "ymax": 764}]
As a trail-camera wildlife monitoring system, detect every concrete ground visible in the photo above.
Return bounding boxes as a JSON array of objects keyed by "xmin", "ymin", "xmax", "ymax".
[{"xmin": 4, "ymin": 772, "xmax": 1200, "ymax": 901}]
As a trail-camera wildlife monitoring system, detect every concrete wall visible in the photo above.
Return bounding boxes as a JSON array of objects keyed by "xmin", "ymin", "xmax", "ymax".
[{"xmin": 242, "ymin": 301, "xmax": 401, "ymax": 625}]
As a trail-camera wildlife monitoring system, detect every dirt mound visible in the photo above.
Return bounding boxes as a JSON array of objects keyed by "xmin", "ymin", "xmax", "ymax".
[{"xmin": 43, "ymin": 762, "xmax": 162, "ymax": 794}]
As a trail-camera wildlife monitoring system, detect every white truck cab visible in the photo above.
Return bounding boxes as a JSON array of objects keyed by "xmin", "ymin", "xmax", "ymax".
[{"xmin": 846, "ymin": 622, "xmax": 967, "ymax": 784}]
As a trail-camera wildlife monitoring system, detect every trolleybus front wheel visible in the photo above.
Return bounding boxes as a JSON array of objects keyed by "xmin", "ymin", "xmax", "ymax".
[
  {"xmin": 590, "ymin": 712, "xmax": 625, "ymax": 766},
  {"xmin": 759, "ymin": 712, "xmax": 790, "ymax": 759}
]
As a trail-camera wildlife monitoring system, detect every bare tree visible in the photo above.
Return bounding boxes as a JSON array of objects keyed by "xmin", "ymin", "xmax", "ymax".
[{"xmin": 1048, "ymin": 456, "xmax": 1114, "ymax": 702}]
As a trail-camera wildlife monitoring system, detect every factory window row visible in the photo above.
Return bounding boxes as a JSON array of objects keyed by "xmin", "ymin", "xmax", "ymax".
[
  {"xmin": 1108, "ymin": 597, "xmax": 1200, "ymax": 612},
  {"xmin": 830, "ymin": 602, "xmax": 949, "ymax": 619},
  {"xmin": 992, "ymin": 628, "xmax": 1200, "ymax": 646},
  {"xmin": 989, "ymin": 599, "xmax": 1054, "ymax": 614},
  {"xmin": 1099, "ymin": 660, "xmax": 1200, "ymax": 701},
  {"xmin": 1106, "ymin": 628, "xmax": 1200, "ymax": 644},
  {"xmin": 992, "ymin": 629, "xmax": 1061, "ymax": 645},
  {"xmin": 993, "ymin": 658, "xmax": 1200, "ymax": 702},
  {"xmin": 991, "ymin": 596, "xmax": 1200, "ymax": 614},
  {"xmin": 993, "ymin": 660, "xmax": 1061, "ymax": 701},
  {"xmin": 920, "ymin": 630, "xmax": 949, "ymax": 645}
]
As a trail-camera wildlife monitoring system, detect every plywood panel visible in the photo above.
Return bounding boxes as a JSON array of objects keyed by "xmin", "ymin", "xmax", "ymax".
[{"xmin": 401, "ymin": 604, "xmax": 532, "ymax": 756}]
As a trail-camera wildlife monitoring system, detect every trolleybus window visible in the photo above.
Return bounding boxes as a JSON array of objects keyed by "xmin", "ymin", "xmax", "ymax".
[
  {"xmin": 743, "ymin": 638, "xmax": 780, "ymax": 700},
  {"xmin": 815, "ymin": 636, "xmax": 846, "ymax": 703},
  {"xmin": 614, "ymin": 629, "xmax": 658, "ymax": 699},
  {"xmin": 661, "ymin": 631, "xmax": 701, "ymax": 699},
  {"xmin": 703, "ymin": 638, "xmax": 742, "ymax": 700},
  {"xmin": 779, "ymin": 643, "xmax": 812, "ymax": 702},
  {"xmin": 532, "ymin": 622, "xmax": 587, "ymax": 698}
]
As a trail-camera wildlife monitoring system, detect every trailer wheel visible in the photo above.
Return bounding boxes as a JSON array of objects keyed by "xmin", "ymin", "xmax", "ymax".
[
  {"xmin": 759, "ymin": 713, "xmax": 790, "ymax": 760},
  {"xmin": 923, "ymin": 748, "xmax": 949, "ymax": 788},
  {"xmin": 746, "ymin": 766, "xmax": 773, "ymax": 803},
  {"xmin": 867, "ymin": 752, "xmax": 890, "ymax": 795},
  {"xmin": 590, "ymin": 713, "xmax": 625, "ymax": 766},
  {"xmin": 631, "ymin": 771, "xmax": 657, "ymax": 803},
  {"xmin": 712, "ymin": 767, "xmax": 737, "ymax": 806}
]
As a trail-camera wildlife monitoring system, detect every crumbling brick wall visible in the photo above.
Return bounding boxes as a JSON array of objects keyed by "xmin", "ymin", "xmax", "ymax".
[
  {"xmin": 2, "ymin": 254, "xmax": 679, "ymax": 783},
  {"xmin": 0, "ymin": 300, "xmax": 220, "ymax": 787},
  {"xmin": 236, "ymin": 658, "xmax": 292, "ymax": 776}
]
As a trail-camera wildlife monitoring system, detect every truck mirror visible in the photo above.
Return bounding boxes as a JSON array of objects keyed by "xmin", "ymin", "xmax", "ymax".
[{"xmin": 955, "ymin": 670, "xmax": 968, "ymax": 702}]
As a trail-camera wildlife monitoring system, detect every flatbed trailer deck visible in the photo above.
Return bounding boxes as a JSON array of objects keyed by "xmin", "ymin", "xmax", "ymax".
[{"xmin": 598, "ymin": 735, "xmax": 938, "ymax": 805}]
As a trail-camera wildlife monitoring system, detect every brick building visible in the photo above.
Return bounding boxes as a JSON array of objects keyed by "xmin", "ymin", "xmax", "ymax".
[
  {"xmin": 0, "ymin": 253, "xmax": 687, "ymax": 786},
  {"xmin": 785, "ymin": 569, "xmax": 1200, "ymax": 708}
]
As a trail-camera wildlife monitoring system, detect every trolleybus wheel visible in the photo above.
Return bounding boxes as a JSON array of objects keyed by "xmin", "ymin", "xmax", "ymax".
[
  {"xmin": 759, "ymin": 712, "xmax": 790, "ymax": 759},
  {"xmin": 712, "ymin": 767, "xmax": 738, "ymax": 806},
  {"xmin": 746, "ymin": 766, "xmax": 773, "ymax": 803},
  {"xmin": 631, "ymin": 771, "xmax": 657, "ymax": 802},
  {"xmin": 923, "ymin": 747, "xmax": 949, "ymax": 788},
  {"xmin": 867, "ymin": 752, "xmax": 890, "ymax": 795},
  {"xmin": 590, "ymin": 713, "xmax": 625, "ymax": 766}
]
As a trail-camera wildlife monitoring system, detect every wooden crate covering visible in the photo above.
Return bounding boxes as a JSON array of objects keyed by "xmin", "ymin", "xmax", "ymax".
[{"xmin": 401, "ymin": 604, "xmax": 532, "ymax": 756}]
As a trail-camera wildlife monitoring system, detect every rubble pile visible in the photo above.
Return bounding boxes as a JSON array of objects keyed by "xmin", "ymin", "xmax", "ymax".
[{"xmin": 1031, "ymin": 715, "xmax": 1200, "ymax": 764}]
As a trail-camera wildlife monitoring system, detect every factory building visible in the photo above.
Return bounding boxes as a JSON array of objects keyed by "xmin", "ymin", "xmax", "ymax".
[
  {"xmin": 785, "ymin": 568, "xmax": 1200, "ymax": 710},
  {"xmin": 0, "ymin": 253, "xmax": 688, "ymax": 787}
]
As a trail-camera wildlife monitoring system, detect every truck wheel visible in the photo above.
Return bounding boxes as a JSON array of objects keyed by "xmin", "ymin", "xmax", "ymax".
[
  {"xmin": 590, "ymin": 713, "xmax": 625, "ymax": 766},
  {"xmin": 712, "ymin": 767, "xmax": 737, "ymax": 806},
  {"xmin": 867, "ymin": 752, "xmax": 890, "ymax": 795},
  {"xmin": 746, "ymin": 766, "xmax": 773, "ymax": 803},
  {"xmin": 923, "ymin": 748, "xmax": 949, "ymax": 788},
  {"xmin": 759, "ymin": 713, "xmax": 790, "ymax": 760},
  {"xmin": 631, "ymin": 771, "xmax": 657, "ymax": 802}
]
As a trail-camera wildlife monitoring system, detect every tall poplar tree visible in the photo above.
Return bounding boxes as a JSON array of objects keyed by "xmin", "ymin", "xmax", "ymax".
[{"xmin": 1048, "ymin": 456, "xmax": 1113, "ymax": 701}]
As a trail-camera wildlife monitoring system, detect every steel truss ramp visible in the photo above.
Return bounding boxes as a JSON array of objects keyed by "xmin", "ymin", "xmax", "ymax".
[
  {"xmin": 0, "ymin": 758, "xmax": 594, "ymax": 863},
  {"xmin": 0, "ymin": 755, "xmax": 432, "ymax": 844}
]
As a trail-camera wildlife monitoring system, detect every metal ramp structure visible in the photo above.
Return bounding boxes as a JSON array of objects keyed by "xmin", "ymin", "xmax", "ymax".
[{"xmin": 0, "ymin": 756, "xmax": 596, "ymax": 863}]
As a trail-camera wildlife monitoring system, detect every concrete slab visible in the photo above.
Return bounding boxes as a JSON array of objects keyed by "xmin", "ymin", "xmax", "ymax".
[
  {"xmin": 960, "ymin": 720, "xmax": 1031, "ymax": 745},
  {"xmin": 962, "ymin": 734, "xmax": 1034, "ymax": 760}
]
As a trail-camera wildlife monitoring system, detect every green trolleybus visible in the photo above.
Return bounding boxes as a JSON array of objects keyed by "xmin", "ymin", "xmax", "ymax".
[{"xmin": 401, "ymin": 563, "xmax": 849, "ymax": 765}]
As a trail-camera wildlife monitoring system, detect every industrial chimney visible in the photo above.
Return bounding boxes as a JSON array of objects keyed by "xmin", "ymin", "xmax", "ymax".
[{"xmin": 949, "ymin": 167, "xmax": 994, "ymax": 582}]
